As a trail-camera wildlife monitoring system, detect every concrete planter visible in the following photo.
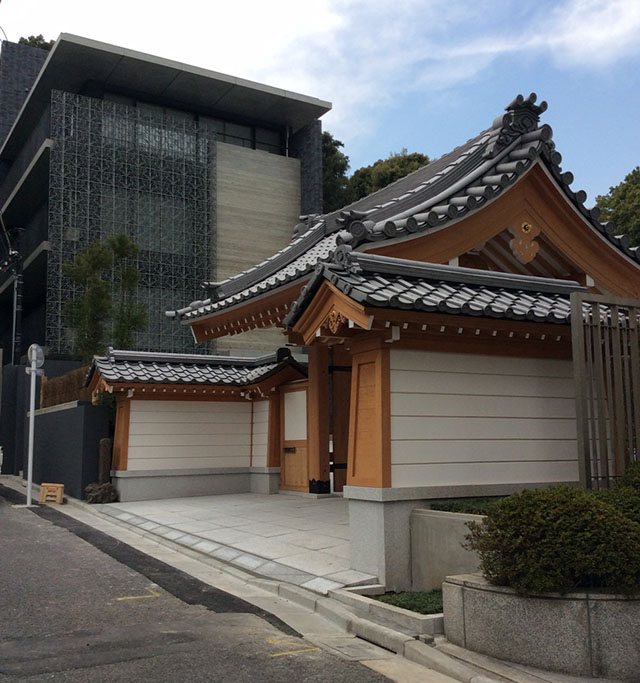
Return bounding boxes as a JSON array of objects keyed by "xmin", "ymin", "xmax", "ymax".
[
  {"xmin": 410, "ymin": 509, "xmax": 482, "ymax": 590},
  {"xmin": 329, "ymin": 588, "xmax": 444, "ymax": 635},
  {"xmin": 443, "ymin": 574, "xmax": 640, "ymax": 681}
]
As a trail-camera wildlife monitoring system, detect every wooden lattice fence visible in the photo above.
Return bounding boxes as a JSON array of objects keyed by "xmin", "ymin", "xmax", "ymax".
[
  {"xmin": 571, "ymin": 293, "xmax": 640, "ymax": 488},
  {"xmin": 40, "ymin": 366, "xmax": 92, "ymax": 408}
]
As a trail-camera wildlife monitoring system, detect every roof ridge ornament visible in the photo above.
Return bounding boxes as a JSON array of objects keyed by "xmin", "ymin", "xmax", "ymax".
[
  {"xmin": 485, "ymin": 93, "xmax": 548, "ymax": 159},
  {"xmin": 292, "ymin": 213, "xmax": 322, "ymax": 238},
  {"xmin": 331, "ymin": 244, "xmax": 360, "ymax": 273}
]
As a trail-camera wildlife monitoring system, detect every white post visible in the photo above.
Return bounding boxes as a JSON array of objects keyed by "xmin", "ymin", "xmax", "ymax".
[{"xmin": 26, "ymin": 351, "xmax": 37, "ymax": 506}]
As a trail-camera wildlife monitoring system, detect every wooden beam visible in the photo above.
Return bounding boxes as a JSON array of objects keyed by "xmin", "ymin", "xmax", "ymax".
[
  {"xmin": 112, "ymin": 396, "xmax": 131, "ymax": 471},
  {"xmin": 267, "ymin": 392, "xmax": 281, "ymax": 468},
  {"xmin": 307, "ymin": 343, "xmax": 331, "ymax": 493},
  {"xmin": 331, "ymin": 348, "xmax": 351, "ymax": 493}
]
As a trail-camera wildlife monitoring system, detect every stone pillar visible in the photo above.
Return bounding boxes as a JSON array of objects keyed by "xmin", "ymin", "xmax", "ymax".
[{"xmin": 346, "ymin": 489, "xmax": 427, "ymax": 591}]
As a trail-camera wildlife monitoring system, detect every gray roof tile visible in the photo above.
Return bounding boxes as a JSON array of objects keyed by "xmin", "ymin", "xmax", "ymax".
[
  {"xmin": 86, "ymin": 348, "xmax": 306, "ymax": 387},
  {"xmin": 284, "ymin": 248, "xmax": 586, "ymax": 327}
]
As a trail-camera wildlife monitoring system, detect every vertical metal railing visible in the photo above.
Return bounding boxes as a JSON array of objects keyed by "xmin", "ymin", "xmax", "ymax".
[{"xmin": 572, "ymin": 292, "xmax": 640, "ymax": 488}]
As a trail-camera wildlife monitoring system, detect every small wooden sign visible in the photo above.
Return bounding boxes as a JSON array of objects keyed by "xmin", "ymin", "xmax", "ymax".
[{"xmin": 39, "ymin": 483, "xmax": 64, "ymax": 504}]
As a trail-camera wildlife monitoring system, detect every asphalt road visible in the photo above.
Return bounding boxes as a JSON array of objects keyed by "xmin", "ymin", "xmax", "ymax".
[{"xmin": 0, "ymin": 486, "xmax": 390, "ymax": 682}]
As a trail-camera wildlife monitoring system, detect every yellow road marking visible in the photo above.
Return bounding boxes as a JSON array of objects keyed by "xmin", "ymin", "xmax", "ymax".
[
  {"xmin": 266, "ymin": 637, "xmax": 320, "ymax": 657},
  {"xmin": 270, "ymin": 647, "xmax": 320, "ymax": 658},
  {"xmin": 116, "ymin": 587, "xmax": 161, "ymax": 601}
]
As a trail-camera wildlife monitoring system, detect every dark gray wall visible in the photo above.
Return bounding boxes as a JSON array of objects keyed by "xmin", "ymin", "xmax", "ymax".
[
  {"xmin": 290, "ymin": 120, "xmax": 323, "ymax": 215},
  {"xmin": 0, "ymin": 41, "xmax": 48, "ymax": 150},
  {"xmin": 32, "ymin": 402, "xmax": 109, "ymax": 499},
  {"xmin": 0, "ymin": 359, "xmax": 80, "ymax": 475}
]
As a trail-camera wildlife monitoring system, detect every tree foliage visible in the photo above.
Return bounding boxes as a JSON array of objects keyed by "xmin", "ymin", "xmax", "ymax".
[
  {"xmin": 346, "ymin": 149, "xmax": 430, "ymax": 204},
  {"xmin": 321, "ymin": 132, "xmax": 431, "ymax": 213},
  {"xmin": 596, "ymin": 167, "xmax": 640, "ymax": 246},
  {"xmin": 322, "ymin": 131, "xmax": 350, "ymax": 212},
  {"xmin": 62, "ymin": 234, "xmax": 147, "ymax": 362},
  {"xmin": 108, "ymin": 234, "xmax": 147, "ymax": 350},
  {"xmin": 18, "ymin": 35, "xmax": 54, "ymax": 51}
]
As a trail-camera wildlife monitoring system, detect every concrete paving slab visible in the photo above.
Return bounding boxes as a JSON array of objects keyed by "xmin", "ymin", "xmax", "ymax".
[
  {"xmin": 232, "ymin": 536, "xmax": 307, "ymax": 560},
  {"xmin": 210, "ymin": 546, "xmax": 242, "ymax": 562},
  {"xmin": 275, "ymin": 531, "xmax": 352, "ymax": 550},
  {"xmin": 192, "ymin": 540, "xmax": 220, "ymax": 554},
  {"xmin": 280, "ymin": 550, "xmax": 351, "ymax": 576},
  {"xmin": 232, "ymin": 553, "xmax": 267, "ymax": 572},
  {"xmin": 194, "ymin": 527, "xmax": 258, "ymax": 545},
  {"xmin": 301, "ymin": 577, "xmax": 344, "ymax": 595},
  {"xmin": 169, "ymin": 520, "xmax": 222, "ymax": 532},
  {"xmin": 232, "ymin": 522, "xmax": 297, "ymax": 537},
  {"xmin": 176, "ymin": 534, "xmax": 204, "ymax": 548},
  {"xmin": 324, "ymin": 570, "xmax": 377, "ymax": 586}
]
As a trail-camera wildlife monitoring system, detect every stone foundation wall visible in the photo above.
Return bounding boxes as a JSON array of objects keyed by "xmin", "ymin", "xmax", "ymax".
[{"xmin": 443, "ymin": 574, "xmax": 640, "ymax": 680}]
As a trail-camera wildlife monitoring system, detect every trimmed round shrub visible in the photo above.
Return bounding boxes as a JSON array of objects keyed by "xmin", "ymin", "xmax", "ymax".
[
  {"xmin": 595, "ymin": 486, "xmax": 640, "ymax": 526},
  {"xmin": 618, "ymin": 460, "xmax": 640, "ymax": 492},
  {"xmin": 464, "ymin": 486, "xmax": 640, "ymax": 595}
]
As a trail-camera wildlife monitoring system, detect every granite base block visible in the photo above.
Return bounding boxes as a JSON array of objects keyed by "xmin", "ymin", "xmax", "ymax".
[{"xmin": 444, "ymin": 574, "xmax": 640, "ymax": 680}]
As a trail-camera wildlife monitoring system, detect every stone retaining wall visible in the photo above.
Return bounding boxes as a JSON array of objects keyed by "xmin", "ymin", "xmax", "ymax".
[{"xmin": 443, "ymin": 574, "xmax": 640, "ymax": 681}]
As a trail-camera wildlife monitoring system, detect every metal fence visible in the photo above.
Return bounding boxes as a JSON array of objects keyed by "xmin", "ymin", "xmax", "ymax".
[{"xmin": 571, "ymin": 292, "xmax": 640, "ymax": 488}]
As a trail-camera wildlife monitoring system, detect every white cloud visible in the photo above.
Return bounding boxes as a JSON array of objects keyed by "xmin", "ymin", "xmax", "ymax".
[{"xmin": 1, "ymin": 0, "xmax": 638, "ymax": 147}]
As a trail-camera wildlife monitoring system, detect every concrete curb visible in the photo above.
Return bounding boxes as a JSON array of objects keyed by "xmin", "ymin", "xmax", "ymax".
[{"xmin": 330, "ymin": 587, "xmax": 444, "ymax": 635}]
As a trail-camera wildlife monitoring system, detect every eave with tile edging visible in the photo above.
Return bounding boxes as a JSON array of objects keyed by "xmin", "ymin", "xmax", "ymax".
[
  {"xmin": 284, "ymin": 249, "xmax": 581, "ymax": 359},
  {"xmin": 168, "ymin": 92, "xmax": 640, "ymax": 341},
  {"xmin": 86, "ymin": 347, "xmax": 307, "ymax": 402}
]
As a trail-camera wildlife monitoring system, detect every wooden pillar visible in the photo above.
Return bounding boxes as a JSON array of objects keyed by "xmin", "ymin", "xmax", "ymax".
[
  {"xmin": 347, "ymin": 339, "xmax": 391, "ymax": 487},
  {"xmin": 112, "ymin": 395, "xmax": 131, "ymax": 471},
  {"xmin": 266, "ymin": 392, "xmax": 281, "ymax": 467},
  {"xmin": 331, "ymin": 345, "xmax": 351, "ymax": 492},
  {"xmin": 307, "ymin": 343, "xmax": 330, "ymax": 493}
]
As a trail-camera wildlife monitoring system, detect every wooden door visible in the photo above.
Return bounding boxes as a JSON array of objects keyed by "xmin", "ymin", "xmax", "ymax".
[{"xmin": 280, "ymin": 386, "xmax": 308, "ymax": 491}]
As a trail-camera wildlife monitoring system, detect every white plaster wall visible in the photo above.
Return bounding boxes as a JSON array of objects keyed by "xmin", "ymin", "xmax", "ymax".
[
  {"xmin": 128, "ymin": 400, "xmax": 252, "ymax": 470},
  {"xmin": 251, "ymin": 400, "xmax": 269, "ymax": 467},
  {"xmin": 284, "ymin": 390, "xmax": 307, "ymax": 440},
  {"xmin": 389, "ymin": 350, "xmax": 579, "ymax": 488}
]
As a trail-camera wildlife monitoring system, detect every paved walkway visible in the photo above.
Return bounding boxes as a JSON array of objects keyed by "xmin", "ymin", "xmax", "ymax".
[{"xmin": 97, "ymin": 493, "xmax": 377, "ymax": 593}]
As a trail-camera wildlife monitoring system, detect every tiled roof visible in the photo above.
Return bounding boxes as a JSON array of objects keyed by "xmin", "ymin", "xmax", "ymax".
[
  {"xmin": 284, "ymin": 247, "xmax": 587, "ymax": 327},
  {"xmin": 173, "ymin": 231, "xmax": 338, "ymax": 322},
  {"xmin": 171, "ymin": 93, "xmax": 636, "ymax": 324},
  {"xmin": 86, "ymin": 347, "xmax": 306, "ymax": 387}
]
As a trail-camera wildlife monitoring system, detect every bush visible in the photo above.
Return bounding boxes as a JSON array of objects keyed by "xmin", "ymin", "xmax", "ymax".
[
  {"xmin": 429, "ymin": 497, "xmax": 502, "ymax": 515},
  {"xmin": 465, "ymin": 486, "xmax": 640, "ymax": 595},
  {"xmin": 618, "ymin": 460, "xmax": 640, "ymax": 492},
  {"xmin": 376, "ymin": 590, "xmax": 443, "ymax": 615},
  {"xmin": 594, "ymin": 486, "xmax": 640, "ymax": 526}
]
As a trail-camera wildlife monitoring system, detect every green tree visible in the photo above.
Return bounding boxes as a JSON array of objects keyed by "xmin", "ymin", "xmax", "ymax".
[
  {"xmin": 346, "ymin": 149, "xmax": 430, "ymax": 203},
  {"xmin": 62, "ymin": 241, "xmax": 114, "ymax": 363},
  {"xmin": 108, "ymin": 234, "xmax": 147, "ymax": 350},
  {"xmin": 18, "ymin": 34, "xmax": 54, "ymax": 51},
  {"xmin": 596, "ymin": 167, "xmax": 640, "ymax": 246},
  {"xmin": 62, "ymin": 234, "xmax": 147, "ymax": 362},
  {"xmin": 322, "ymin": 131, "xmax": 350, "ymax": 212}
]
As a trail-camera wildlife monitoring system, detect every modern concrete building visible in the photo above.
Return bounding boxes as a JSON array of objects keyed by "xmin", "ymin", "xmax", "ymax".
[{"xmin": 0, "ymin": 34, "xmax": 330, "ymax": 361}]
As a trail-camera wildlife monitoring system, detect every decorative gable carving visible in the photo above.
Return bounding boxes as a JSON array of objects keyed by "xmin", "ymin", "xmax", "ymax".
[{"xmin": 509, "ymin": 221, "xmax": 541, "ymax": 264}]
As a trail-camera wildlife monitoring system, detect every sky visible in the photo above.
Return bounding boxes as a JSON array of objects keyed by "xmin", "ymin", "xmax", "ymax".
[{"xmin": 1, "ymin": 0, "xmax": 639, "ymax": 204}]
